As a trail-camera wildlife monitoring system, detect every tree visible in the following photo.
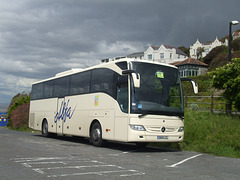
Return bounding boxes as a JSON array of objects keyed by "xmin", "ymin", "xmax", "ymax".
[
  {"xmin": 7, "ymin": 92, "xmax": 30, "ymax": 128},
  {"xmin": 178, "ymin": 46, "xmax": 189, "ymax": 56},
  {"xmin": 212, "ymin": 58, "xmax": 240, "ymax": 111},
  {"xmin": 231, "ymin": 38, "xmax": 240, "ymax": 51},
  {"xmin": 203, "ymin": 45, "xmax": 227, "ymax": 65},
  {"xmin": 196, "ymin": 47, "xmax": 205, "ymax": 59},
  {"xmin": 208, "ymin": 53, "xmax": 228, "ymax": 71}
]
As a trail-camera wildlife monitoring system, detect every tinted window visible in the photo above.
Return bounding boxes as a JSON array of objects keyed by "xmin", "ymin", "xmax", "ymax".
[
  {"xmin": 53, "ymin": 76, "xmax": 70, "ymax": 97},
  {"xmin": 31, "ymin": 83, "xmax": 44, "ymax": 100},
  {"xmin": 116, "ymin": 75, "xmax": 128, "ymax": 112},
  {"xmin": 70, "ymin": 71, "xmax": 91, "ymax": 95},
  {"xmin": 91, "ymin": 68, "xmax": 115, "ymax": 96},
  {"xmin": 43, "ymin": 80, "xmax": 54, "ymax": 99},
  {"xmin": 130, "ymin": 62, "xmax": 183, "ymax": 116},
  {"xmin": 116, "ymin": 62, "xmax": 127, "ymax": 70}
]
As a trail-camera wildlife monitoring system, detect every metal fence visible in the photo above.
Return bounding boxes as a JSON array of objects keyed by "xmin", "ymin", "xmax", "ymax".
[{"xmin": 184, "ymin": 95, "xmax": 239, "ymax": 114}]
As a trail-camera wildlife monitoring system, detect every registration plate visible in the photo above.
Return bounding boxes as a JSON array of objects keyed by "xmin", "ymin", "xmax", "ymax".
[{"xmin": 157, "ymin": 136, "xmax": 169, "ymax": 140}]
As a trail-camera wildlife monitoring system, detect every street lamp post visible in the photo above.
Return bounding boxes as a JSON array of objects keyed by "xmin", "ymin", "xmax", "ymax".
[{"xmin": 228, "ymin": 20, "xmax": 239, "ymax": 63}]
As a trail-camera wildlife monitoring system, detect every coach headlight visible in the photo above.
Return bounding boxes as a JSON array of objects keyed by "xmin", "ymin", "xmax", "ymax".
[
  {"xmin": 130, "ymin": 124, "xmax": 146, "ymax": 131},
  {"xmin": 178, "ymin": 126, "xmax": 184, "ymax": 132}
]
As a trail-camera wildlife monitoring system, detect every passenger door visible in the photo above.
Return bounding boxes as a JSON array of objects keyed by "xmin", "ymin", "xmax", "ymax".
[
  {"xmin": 55, "ymin": 98, "xmax": 65, "ymax": 134},
  {"xmin": 53, "ymin": 76, "xmax": 70, "ymax": 134}
]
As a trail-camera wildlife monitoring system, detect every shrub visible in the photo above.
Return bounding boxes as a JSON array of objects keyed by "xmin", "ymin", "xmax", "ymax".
[
  {"xmin": 7, "ymin": 92, "xmax": 30, "ymax": 128},
  {"xmin": 212, "ymin": 58, "xmax": 240, "ymax": 111}
]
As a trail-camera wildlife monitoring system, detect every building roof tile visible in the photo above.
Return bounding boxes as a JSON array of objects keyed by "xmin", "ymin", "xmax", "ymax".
[
  {"xmin": 171, "ymin": 58, "xmax": 208, "ymax": 67},
  {"xmin": 233, "ymin": 31, "xmax": 240, "ymax": 36}
]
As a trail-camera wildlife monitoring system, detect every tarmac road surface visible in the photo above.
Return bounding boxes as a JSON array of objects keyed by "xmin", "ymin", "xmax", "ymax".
[{"xmin": 0, "ymin": 127, "xmax": 240, "ymax": 180}]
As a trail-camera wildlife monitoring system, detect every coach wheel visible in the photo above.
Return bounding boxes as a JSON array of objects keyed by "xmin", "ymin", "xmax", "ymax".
[
  {"xmin": 90, "ymin": 122, "xmax": 104, "ymax": 147},
  {"xmin": 42, "ymin": 120, "xmax": 49, "ymax": 137}
]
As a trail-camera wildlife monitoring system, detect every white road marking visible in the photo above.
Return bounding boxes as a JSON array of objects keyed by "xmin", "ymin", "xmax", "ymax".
[
  {"xmin": 33, "ymin": 164, "xmax": 118, "ymax": 172},
  {"xmin": 11, "ymin": 157, "xmax": 77, "ymax": 163},
  {"xmin": 21, "ymin": 160, "xmax": 101, "ymax": 168},
  {"xmin": 109, "ymin": 149, "xmax": 139, "ymax": 156},
  {"xmin": 11, "ymin": 156, "xmax": 145, "ymax": 177},
  {"xmin": 166, "ymin": 154, "xmax": 203, "ymax": 168},
  {"xmin": 21, "ymin": 161, "xmax": 67, "ymax": 168},
  {"xmin": 120, "ymin": 170, "xmax": 145, "ymax": 177},
  {"xmin": 48, "ymin": 169, "xmax": 145, "ymax": 178}
]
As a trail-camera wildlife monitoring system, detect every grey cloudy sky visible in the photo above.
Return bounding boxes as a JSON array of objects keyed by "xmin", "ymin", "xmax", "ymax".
[{"xmin": 0, "ymin": 0, "xmax": 240, "ymax": 104}]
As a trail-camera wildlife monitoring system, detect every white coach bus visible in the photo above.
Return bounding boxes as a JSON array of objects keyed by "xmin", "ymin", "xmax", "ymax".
[{"xmin": 29, "ymin": 58, "xmax": 197, "ymax": 147}]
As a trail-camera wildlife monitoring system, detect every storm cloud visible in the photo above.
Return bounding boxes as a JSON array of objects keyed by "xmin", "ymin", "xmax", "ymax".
[{"xmin": 0, "ymin": 0, "xmax": 239, "ymax": 103}]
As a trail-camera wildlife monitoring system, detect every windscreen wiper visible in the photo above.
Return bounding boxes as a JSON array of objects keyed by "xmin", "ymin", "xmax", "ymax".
[{"xmin": 138, "ymin": 111, "xmax": 150, "ymax": 118}]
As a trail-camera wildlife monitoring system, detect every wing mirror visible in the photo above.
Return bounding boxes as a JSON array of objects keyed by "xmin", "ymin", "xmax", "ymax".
[
  {"xmin": 181, "ymin": 78, "xmax": 198, "ymax": 94},
  {"xmin": 122, "ymin": 70, "xmax": 140, "ymax": 88}
]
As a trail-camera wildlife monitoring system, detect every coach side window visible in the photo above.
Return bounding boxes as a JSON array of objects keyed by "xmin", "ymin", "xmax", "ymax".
[
  {"xmin": 43, "ymin": 80, "xmax": 54, "ymax": 99},
  {"xmin": 70, "ymin": 71, "xmax": 91, "ymax": 95},
  {"xmin": 91, "ymin": 68, "xmax": 115, "ymax": 96},
  {"xmin": 31, "ymin": 83, "xmax": 44, "ymax": 100},
  {"xmin": 53, "ymin": 76, "xmax": 70, "ymax": 98}
]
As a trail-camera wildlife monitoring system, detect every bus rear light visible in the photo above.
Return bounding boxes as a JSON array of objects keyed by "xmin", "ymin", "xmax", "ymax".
[{"xmin": 130, "ymin": 125, "xmax": 146, "ymax": 131}]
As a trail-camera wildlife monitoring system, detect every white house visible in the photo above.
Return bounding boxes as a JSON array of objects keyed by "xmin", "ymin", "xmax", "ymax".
[
  {"xmin": 126, "ymin": 52, "xmax": 144, "ymax": 60},
  {"xmin": 190, "ymin": 37, "xmax": 228, "ymax": 59},
  {"xmin": 124, "ymin": 44, "xmax": 187, "ymax": 64},
  {"xmin": 143, "ymin": 44, "xmax": 187, "ymax": 64},
  {"xmin": 233, "ymin": 31, "xmax": 240, "ymax": 40}
]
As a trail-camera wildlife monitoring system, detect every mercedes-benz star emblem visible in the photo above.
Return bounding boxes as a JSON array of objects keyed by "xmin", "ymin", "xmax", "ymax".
[{"xmin": 161, "ymin": 127, "xmax": 166, "ymax": 132}]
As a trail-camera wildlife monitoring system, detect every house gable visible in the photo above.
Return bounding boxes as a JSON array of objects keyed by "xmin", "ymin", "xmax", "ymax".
[
  {"xmin": 190, "ymin": 37, "xmax": 226, "ymax": 59},
  {"xmin": 143, "ymin": 44, "xmax": 187, "ymax": 64}
]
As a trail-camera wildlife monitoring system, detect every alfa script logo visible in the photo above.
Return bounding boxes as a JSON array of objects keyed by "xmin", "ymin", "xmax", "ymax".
[{"xmin": 54, "ymin": 99, "xmax": 76, "ymax": 123}]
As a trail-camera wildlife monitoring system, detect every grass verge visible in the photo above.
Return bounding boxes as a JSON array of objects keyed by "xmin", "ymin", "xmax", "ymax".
[
  {"xmin": 8, "ymin": 125, "xmax": 39, "ymax": 133},
  {"xmin": 152, "ymin": 110, "xmax": 240, "ymax": 158}
]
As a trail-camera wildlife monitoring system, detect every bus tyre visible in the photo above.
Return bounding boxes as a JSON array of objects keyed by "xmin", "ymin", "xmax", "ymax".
[
  {"xmin": 42, "ymin": 120, "xmax": 49, "ymax": 137},
  {"xmin": 90, "ymin": 122, "xmax": 104, "ymax": 147}
]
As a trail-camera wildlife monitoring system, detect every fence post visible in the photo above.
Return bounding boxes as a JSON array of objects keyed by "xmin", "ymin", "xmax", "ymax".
[
  {"xmin": 185, "ymin": 96, "xmax": 188, "ymax": 108},
  {"xmin": 211, "ymin": 94, "xmax": 214, "ymax": 113},
  {"xmin": 225, "ymin": 103, "xmax": 232, "ymax": 114}
]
